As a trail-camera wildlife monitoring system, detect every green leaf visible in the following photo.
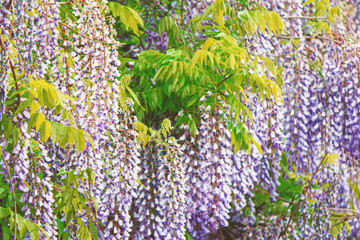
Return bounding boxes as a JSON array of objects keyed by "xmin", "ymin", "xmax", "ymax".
[
  {"xmin": 2, "ymin": 115, "xmax": 13, "ymax": 139},
  {"xmin": 84, "ymin": 131, "xmax": 94, "ymax": 150},
  {"xmin": 2, "ymin": 224, "xmax": 11, "ymax": 240},
  {"xmin": 345, "ymin": 221, "xmax": 351, "ymax": 233},
  {"xmin": 186, "ymin": 95, "xmax": 200, "ymax": 108},
  {"xmin": 88, "ymin": 221, "xmax": 98, "ymax": 240},
  {"xmin": 85, "ymin": 169, "xmax": 95, "ymax": 185},
  {"xmin": 66, "ymin": 55, "xmax": 75, "ymax": 68},
  {"xmin": 15, "ymin": 99, "xmax": 33, "ymax": 114},
  {"xmin": 188, "ymin": 118, "xmax": 197, "ymax": 135},
  {"xmin": 30, "ymin": 101, "xmax": 41, "ymax": 115},
  {"xmin": 161, "ymin": 118, "xmax": 171, "ymax": 133},
  {"xmin": 250, "ymin": 136, "xmax": 262, "ymax": 155},
  {"xmin": 78, "ymin": 222, "xmax": 92, "ymax": 240},
  {"xmin": 12, "ymin": 127, "xmax": 20, "ymax": 145},
  {"xmin": 323, "ymin": 153, "xmax": 340, "ymax": 167},
  {"xmin": 185, "ymin": 230, "xmax": 194, "ymax": 240},
  {"xmin": 61, "ymin": 126, "xmax": 75, "ymax": 148},
  {"xmin": 50, "ymin": 122, "xmax": 65, "ymax": 145},
  {"xmin": 157, "ymin": 16, "xmax": 180, "ymax": 45},
  {"xmin": 136, "ymin": 178, "xmax": 146, "ymax": 189},
  {"xmin": 271, "ymin": 11, "xmax": 283, "ymax": 33},
  {"xmin": 108, "ymin": 2, "xmax": 143, "ymax": 36},
  {"xmin": 59, "ymin": 4, "xmax": 76, "ymax": 21},
  {"xmin": 0, "ymin": 206, "xmax": 10, "ymax": 219},
  {"xmin": 16, "ymin": 214, "xmax": 28, "ymax": 239},
  {"xmin": 287, "ymin": 184, "xmax": 302, "ymax": 193},
  {"xmin": 263, "ymin": 11, "xmax": 274, "ymax": 34},
  {"xmin": 25, "ymin": 219, "xmax": 40, "ymax": 240}
]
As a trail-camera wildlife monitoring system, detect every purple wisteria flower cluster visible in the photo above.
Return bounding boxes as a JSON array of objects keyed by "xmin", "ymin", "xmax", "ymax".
[
  {"xmin": 245, "ymin": 94, "xmax": 284, "ymax": 199},
  {"xmin": 140, "ymin": 1, "xmax": 169, "ymax": 51},
  {"xmin": 131, "ymin": 139, "xmax": 186, "ymax": 240},
  {"xmin": 0, "ymin": 0, "xmax": 62, "ymax": 238},
  {"xmin": 0, "ymin": 25, "xmax": 9, "ymax": 120},
  {"xmin": 176, "ymin": 92, "xmax": 284, "ymax": 239},
  {"xmin": 5, "ymin": 0, "xmax": 360, "ymax": 239},
  {"xmin": 56, "ymin": 1, "xmax": 146, "ymax": 239},
  {"xmin": 252, "ymin": 0, "xmax": 360, "ymax": 236}
]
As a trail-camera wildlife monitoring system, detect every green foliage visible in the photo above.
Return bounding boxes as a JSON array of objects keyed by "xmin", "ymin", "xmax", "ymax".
[
  {"xmin": 157, "ymin": 16, "xmax": 182, "ymax": 46},
  {"xmin": 127, "ymin": 0, "xmax": 282, "ymax": 154},
  {"xmin": 302, "ymin": 0, "xmax": 341, "ymax": 34},
  {"xmin": 0, "ymin": 176, "xmax": 48, "ymax": 239},
  {"xmin": 133, "ymin": 118, "xmax": 174, "ymax": 146},
  {"xmin": 0, "ymin": 72, "xmax": 92, "ymax": 152},
  {"xmin": 54, "ymin": 169, "xmax": 98, "ymax": 240},
  {"xmin": 107, "ymin": 2, "xmax": 144, "ymax": 36}
]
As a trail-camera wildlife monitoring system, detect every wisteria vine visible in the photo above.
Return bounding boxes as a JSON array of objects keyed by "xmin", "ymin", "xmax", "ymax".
[{"xmin": 2, "ymin": 0, "xmax": 360, "ymax": 239}]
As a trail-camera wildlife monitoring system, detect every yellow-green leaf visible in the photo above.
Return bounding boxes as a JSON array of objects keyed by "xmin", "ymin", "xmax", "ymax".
[
  {"xmin": 75, "ymin": 129, "xmax": 86, "ymax": 152},
  {"xmin": 202, "ymin": 38, "xmax": 216, "ymax": 51},
  {"xmin": 250, "ymin": 136, "xmax": 262, "ymax": 154},
  {"xmin": 125, "ymin": 86, "xmax": 144, "ymax": 110},
  {"xmin": 271, "ymin": 11, "xmax": 283, "ymax": 33},
  {"xmin": 30, "ymin": 101, "xmax": 41, "ymax": 115},
  {"xmin": 28, "ymin": 112, "xmax": 46, "ymax": 132},
  {"xmin": 39, "ymin": 121, "xmax": 51, "ymax": 143}
]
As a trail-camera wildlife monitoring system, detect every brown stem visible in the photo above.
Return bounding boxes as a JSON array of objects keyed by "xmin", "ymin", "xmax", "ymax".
[
  {"xmin": 217, "ymin": 73, "xmax": 234, "ymax": 87},
  {"xmin": 58, "ymin": 22, "xmax": 119, "ymax": 45},
  {"xmin": 0, "ymin": 36, "xmax": 20, "ymax": 110},
  {"xmin": 278, "ymin": 153, "xmax": 328, "ymax": 237},
  {"xmin": 281, "ymin": 16, "xmax": 327, "ymax": 20},
  {"xmin": 276, "ymin": 35, "xmax": 342, "ymax": 44},
  {"xmin": 332, "ymin": 214, "xmax": 360, "ymax": 227}
]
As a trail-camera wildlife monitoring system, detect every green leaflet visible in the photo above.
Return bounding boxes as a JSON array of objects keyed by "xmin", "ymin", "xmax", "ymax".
[{"xmin": 107, "ymin": 2, "xmax": 144, "ymax": 36}]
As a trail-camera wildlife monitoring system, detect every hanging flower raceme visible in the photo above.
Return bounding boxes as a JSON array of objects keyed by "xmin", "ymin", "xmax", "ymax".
[
  {"xmin": 177, "ymin": 95, "xmax": 256, "ymax": 239},
  {"xmin": 0, "ymin": 0, "xmax": 64, "ymax": 238},
  {"xmin": 54, "ymin": 1, "xmax": 144, "ymax": 239},
  {"xmin": 244, "ymin": 94, "xmax": 284, "ymax": 198},
  {"xmin": 131, "ymin": 138, "xmax": 186, "ymax": 240},
  {"xmin": 97, "ymin": 107, "xmax": 141, "ymax": 239},
  {"xmin": 0, "ymin": 29, "xmax": 9, "ymax": 121}
]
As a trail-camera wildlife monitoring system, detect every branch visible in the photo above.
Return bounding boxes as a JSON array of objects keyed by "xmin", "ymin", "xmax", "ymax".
[
  {"xmin": 332, "ymin": 214, "xmax": 360, "ymax": 227},
  {"xmin": 327, "ymin": 207, "xmax": 360, "ymax": 215},
  {"xmin": 58, "ymin": 22, "xmax": 121, "ymax": 46},
  {"xmin": 281, "ymin": 15, "xmax": 327, "ymax": 20},
  {"xmin": 278, "ymin": 153, "xmax": 328, "ymax": 237},
  {"xmin": 45, "ymin": 0, "xmax": 73, "ymax": 4},
  {"xmin": 276, "ymin": 35, "xmax": 343, "ymax": 44},
  {"xmin": 0, "ymin": 35, "xmax": 20, "ymax": 110},
  {"xmin": 217, "ymin": 74, "xmax": 234, "ymax": 87},
  {"xmin": 123, "ymin": 43, "xmax": 140, "ymax": 56}
]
